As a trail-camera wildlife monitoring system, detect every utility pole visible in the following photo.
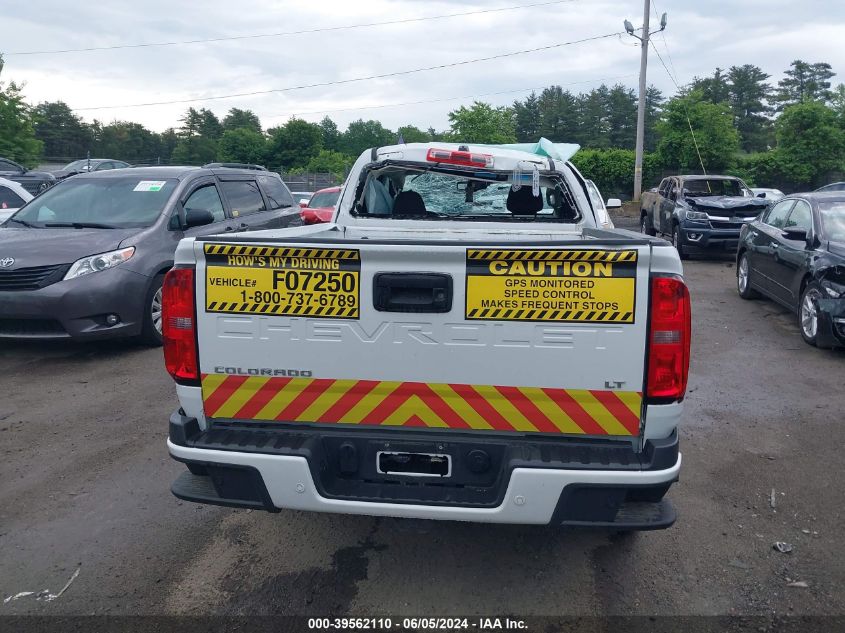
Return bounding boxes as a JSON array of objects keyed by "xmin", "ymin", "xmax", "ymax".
[{"xmin": 625, "ymin": 3, "xmax": 666, "ymax": 202}]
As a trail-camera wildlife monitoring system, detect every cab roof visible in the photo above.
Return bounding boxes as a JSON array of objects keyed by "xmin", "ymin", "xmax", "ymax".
[{"xmin": 371, "ymin": 141, "xmax": 579, "ymax": 172}]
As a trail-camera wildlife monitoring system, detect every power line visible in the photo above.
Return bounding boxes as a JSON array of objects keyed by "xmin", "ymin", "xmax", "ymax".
[
  {"xmin": 274, "ymin": 74, "xmax": 639, "ymax": 119},
  {"xmin": 650, "ymin": 0, "xmax": 681, "ymax": 86},
  {"xmin": 649, "ymin": 40, "xmax": 680, "ymax": 91},
  {"xmin": 72, "ymin": 32, "xmax": 622, "ymax": 111},
  {"xmin": 7, "ymin": 0, "xmax": 578, "ymax": 56},
  {"xmin": 649, "ymin": 39, "xmax": 707, "ymax": 175}
]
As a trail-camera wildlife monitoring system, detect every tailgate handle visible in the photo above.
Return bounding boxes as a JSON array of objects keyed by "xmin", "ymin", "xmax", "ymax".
[{"xmin": 373, "ymin": 273, "xmax": 453, "ymax": 313}]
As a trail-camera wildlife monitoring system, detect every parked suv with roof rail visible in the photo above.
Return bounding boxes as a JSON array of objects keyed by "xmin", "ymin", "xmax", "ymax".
[
  {"xmin": 203, "ymin": 162, "xmax": 267, "ymax": 171},
  {"xmin": 0, "ymin": 165, "xmax": 301, "ymax": 343}
]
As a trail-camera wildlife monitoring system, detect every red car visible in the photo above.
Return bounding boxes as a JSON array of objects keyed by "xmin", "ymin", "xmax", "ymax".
[{"xmin": 300, "ymin": 186, "xmax": 341, "ymax": 224}]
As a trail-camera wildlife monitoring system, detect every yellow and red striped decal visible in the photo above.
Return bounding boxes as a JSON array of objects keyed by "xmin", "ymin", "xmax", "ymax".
[{"xmin": 201, "ymin": 375, "xmax": 642, "ymax": 436}]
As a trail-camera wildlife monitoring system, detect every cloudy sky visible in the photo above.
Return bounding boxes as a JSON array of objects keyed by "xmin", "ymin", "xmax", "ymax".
[{"xmin": 3, "ymin": 0, "xmax": 844, "ymax": 133}]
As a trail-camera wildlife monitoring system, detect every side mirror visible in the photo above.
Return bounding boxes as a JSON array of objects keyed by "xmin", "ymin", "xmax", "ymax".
[
  {"xmin": 606, "ymin": 198, "xmax": 622, "ymax": 209},
  {"xmin": 782, "ymin": 226, "xmax": 808, "ymax": 242},
  {"xmin": 757, "ymin": 192, "xmax": 766, "ymax": 198},
  {"xmin": 184, "ymin": 208, "xmax": 215, "ymax": 229}
]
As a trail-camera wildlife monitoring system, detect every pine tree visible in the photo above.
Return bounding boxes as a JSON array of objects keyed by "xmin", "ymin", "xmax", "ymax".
[
  {"xmin": 776, "ymin": 60, "xmax": 836, "ymax": 109},
  {"xmin": 727, "ymin": 65, "xmax": 772, "ymax": 152},
  {"xmin": 512, "ymin": 92, "xmax": 541, "ymax": 141},
  {"xmin": 537, "ymin": 86, "xmax": 579, "ymax": 143}
]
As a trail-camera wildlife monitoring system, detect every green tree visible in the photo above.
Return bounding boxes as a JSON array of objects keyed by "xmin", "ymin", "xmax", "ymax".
[
  {"xmin": 831, "ymin": 83, "xmax": 845, "ymax": 123},
  {"xmin": 222, "ymin": 108, "xmax": 262, "ymax": 134},
  {"xmin": 446, "ymin": 101, "xmax": 515, "ymax": 144},
  {"xmin": 340, "ymin": 119, "xmax": 395, "ymax": 156},
  {"xmin": 727, "ymin": 64, "xmax": 773, "ymax": 152},
  {"xmin": 576, "ymin": 86, "xmax": 611, "ymax": 148},
  {"xmin": 776, "ymin": 60, "xmax": 836, "ymax": 109},
  {"xmin": 0, "ymin": 56, "xmax": 42, "ymax": 166},
  {"xmin": 94, "ymin": 121, "xmax": 161, "ymax": 163},
  {"xmin": 691, "ymin": 68, "xmax": 731, "ymax": 104},
  {"xmin": 266, "ymin": 118, "xmax": 322, "ymax": 170},
  {"xmin": 537, "ymin": 86, "xmax": 579, "ymax": 142},
  {"xmin": 397, "ymin": 125, "xmax": 430, "ymax": 143},
  {"xmin": 318, "ymin": 116, "xmax": 341, "ymax": 151},
  {"xmin": 33, "ymin": 101, "xmax": 92, "ymax": 159},
  {"xmin": 513, "ymin": 92, "xmax": 541, "ymax": 142},
  {"xmin": 775, "ymin": 102, "xmax": 845, "ymax": 188},
  {"xmin": 198, "ymin": 108, "xmax": 223, "ymax": 140},
  {"xmin": 218, "ymin": 128, "xmax": 267, "ymax": 164},
  {"xmin": 644, "ymin": 86, "xmax": 665, "ymax": 152},
  {"xmin": 158, "ymin": 128, "xmax": 178, "ymax": 163},
  {"xmin": 656, "ymin": 90, "xmax": 740, "ymax": 172},
  {"xmin": 171, "ymin": 107, "xmax": 218, "ymax": 164},
  {"xmin": 605, "ymin": 84, "xmax": 637, "ymax": 149},
  {"xmin": 304, "ymin": 149, "xmax": 353, "ymax": 178}
]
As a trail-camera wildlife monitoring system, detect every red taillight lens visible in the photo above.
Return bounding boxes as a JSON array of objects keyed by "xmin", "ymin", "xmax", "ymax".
[
  {"xmin": 426, "ymin": 148, "xmax": 494, "ymax": 168},
  {"xmin": 162, "ymin": 267, "xmax": 199, "ymax": 384},
  {"xmin": 647, "ymin": 276, "xmax": 691, "ymax": 400}
]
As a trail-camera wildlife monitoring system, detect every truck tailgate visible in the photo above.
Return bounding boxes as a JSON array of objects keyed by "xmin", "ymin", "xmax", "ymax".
[{"xmin": 195, "ymin": 237, "xmax": 651, "ymax": 438}]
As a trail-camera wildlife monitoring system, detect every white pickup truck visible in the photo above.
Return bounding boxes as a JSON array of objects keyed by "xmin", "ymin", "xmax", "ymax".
[{"xmin": 163, "ymin": 141, "xmax": 690, "ymax": 529}]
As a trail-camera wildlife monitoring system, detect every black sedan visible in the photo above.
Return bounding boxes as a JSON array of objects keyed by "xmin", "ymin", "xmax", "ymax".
[
  {"xmin": 736, "ymin": 192, "xmax": 845, "ymax": 348},
  {"xmin": 0, "ymin": 157, "xmax": 56, "ymax": 194}
]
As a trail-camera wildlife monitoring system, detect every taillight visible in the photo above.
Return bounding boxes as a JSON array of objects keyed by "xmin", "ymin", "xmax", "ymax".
[
  {"xmin": 647, "ymin": 275, "xmax": 691, "ymax": 401},
  {"xmin": 426, "ymin": 148, "xmax": 494, "ymax": 168},
  {"xmin": 162, "ymin": 267, "xmax": 199, "ymax": 384}
]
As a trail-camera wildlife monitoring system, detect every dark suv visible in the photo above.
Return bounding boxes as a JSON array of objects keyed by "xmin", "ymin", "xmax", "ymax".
[
  {"xmin": 0, "ymin": 165, "xmax": 301, "ymax": 343},
  {"xmin": 0, "ymin": 157, "xmax": 56, "ymax": 194}
]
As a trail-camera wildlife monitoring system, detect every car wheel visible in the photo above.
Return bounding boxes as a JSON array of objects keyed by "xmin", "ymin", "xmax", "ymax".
[
  {"xmin": 640, "ymin": 214, "xmax": 656, "ymax": 236},
  {"xmin": 799, "ymin": 282, "xmax": 823, "ymax": 347},
  {"xmin": 737, "ymin": 252, "xmax": 759, "ymax": 299},
  {"xmin": 139, "ymin": 274, "xmax": 165, "ymax": 347},
  {"xmin": 672, "ymin": 224, "xmax": 689, "ymax": 260}
]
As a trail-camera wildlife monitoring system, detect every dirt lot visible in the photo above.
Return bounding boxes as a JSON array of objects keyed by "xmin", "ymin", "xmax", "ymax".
[{"xmin": 1, "ymin": 251, "xmax": 843, "ymax": 620}]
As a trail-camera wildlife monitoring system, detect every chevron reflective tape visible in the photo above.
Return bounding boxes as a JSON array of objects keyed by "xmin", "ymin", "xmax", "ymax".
[
  {"xmin": 204, "ymin": 244, "xmax": 360, "ymax": 318},
  {"xmin": 201, "ymin": 374, "xmax": 642, "ymax": 436},
  {"xmin": 465, "ymin": 249, "xmax": 638, "ymax": 323}
]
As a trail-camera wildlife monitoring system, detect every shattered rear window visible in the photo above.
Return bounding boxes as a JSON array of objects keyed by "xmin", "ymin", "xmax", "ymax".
[{"xmin": 353, "ymin": 165, "xmax": 582, "ymax": 223}]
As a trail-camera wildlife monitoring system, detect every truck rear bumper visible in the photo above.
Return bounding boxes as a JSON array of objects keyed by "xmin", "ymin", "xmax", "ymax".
[{"xmin": 167, "ymin": 438, "xmax": 681, "ymax": 528}]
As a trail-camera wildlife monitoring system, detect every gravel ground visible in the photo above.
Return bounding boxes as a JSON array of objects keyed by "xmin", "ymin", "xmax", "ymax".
[{"xmin": 1, "ymin": 229, "xmax": 843, "ymax": 621}]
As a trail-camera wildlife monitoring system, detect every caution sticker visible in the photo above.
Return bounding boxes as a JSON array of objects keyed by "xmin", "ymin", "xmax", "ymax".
[
  {"xmin": 204, "ymin": 244, "xmax": 360, "ymax": 318},
  {"xmin": 465, "ymin": 249, "xmax": 637, "ymax": 323}
]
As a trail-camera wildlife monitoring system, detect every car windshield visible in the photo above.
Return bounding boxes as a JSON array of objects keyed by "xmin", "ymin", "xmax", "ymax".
[
  {"xmin": 818, "ymin": 202, "xmax": 845, "ymax": 241},
  {"xmin": 684, "ymin": 179, "xmax": 749, "ymax": 197},
  {"xmin": 308, "ymin": 190, "xmax": 340, "ymax": 208},
  {"xmin": 10, "ymin": 176, "xmax": 178, "ymax": 228},
  {"xmin": 355, "ymin": 166, "xmax": 581, "ymax": 223},
  {"xmin": 63, "ymin": 160, "xmax": 97, "ymax": 171}
]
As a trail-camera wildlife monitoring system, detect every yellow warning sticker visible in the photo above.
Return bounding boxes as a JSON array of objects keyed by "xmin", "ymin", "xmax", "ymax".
[
  {"xmin": 204, "ymin": 244, "xmax": 360, "ymax": 318},
  {"xmin": 465, "ymin": 249, "xmax": 637, "ymax": 322}
]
